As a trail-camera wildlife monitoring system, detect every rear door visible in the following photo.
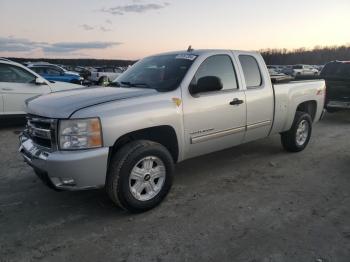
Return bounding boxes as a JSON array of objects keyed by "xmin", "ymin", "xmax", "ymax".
[
  {"xmin": 235, "ymin": 53, "xmax": 274, "ymax": 143},
  {"xmin": 182, "ymin": 52, "xmax": 246, "ymax": 159},
  {"xmin": 0, "ymin": 63, "xmax": 51, "ymax": 115}
]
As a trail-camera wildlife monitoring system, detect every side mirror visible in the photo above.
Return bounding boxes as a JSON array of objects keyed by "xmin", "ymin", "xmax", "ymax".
[
  {"xmin": 189, "ymin": 76, "xmax": 223, "ymax": 95},
  {"xmin": 35, "ymin": 77, "xmax": 47, "ymax": 85}
]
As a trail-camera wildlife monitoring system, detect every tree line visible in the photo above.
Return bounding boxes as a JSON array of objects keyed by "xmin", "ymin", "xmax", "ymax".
[
  {"xmin": 7, "ymin": 45, "xmax": 350, "ymax": 67},
  {"xmin": 7, "ymin": 57, "xmax": 136, "ymax": 68},
  {"xmin": 261, "ymin": 45, "xmax": 350, "ymax": 65}
]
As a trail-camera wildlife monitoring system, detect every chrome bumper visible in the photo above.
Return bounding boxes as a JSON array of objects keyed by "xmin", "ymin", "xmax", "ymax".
[{"xmin": 19, "ymin": 135, "xmax": 109, "ymax": 190}]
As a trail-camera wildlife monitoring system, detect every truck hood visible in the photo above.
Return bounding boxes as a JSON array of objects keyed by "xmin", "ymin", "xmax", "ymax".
[
  {"xmin": 26, "ymin": 87, "xmax": 157, "ymax": 118},
  {"xmin": 49, "ymin": 81, "xmax": 84, "ymax": 92}
]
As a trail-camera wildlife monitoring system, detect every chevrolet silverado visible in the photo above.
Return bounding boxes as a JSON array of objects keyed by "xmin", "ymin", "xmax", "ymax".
[{"xmin": 19, "ymin": 49, "xmax": 326, "ymax": 212}]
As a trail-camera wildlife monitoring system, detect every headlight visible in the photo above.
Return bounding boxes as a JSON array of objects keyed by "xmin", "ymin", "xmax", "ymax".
[{"xmin": 59, "ymin": 118, "xmax": 102, "ymax": 150}]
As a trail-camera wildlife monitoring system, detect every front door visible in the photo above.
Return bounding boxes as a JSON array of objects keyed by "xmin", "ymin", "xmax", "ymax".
[{"xmin": 182, "ymin": 53, "xmax": 247, "ymax": 159}]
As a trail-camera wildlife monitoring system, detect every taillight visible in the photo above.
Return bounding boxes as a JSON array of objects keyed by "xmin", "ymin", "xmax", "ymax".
[{"xmin": 96, "ymin": 73, "xmax": 99, "ymax": 78}]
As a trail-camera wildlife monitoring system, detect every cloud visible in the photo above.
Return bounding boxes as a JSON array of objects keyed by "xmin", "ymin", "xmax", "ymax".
[
  {"xmin": 101, "ymin": 2, "xmax": 169, "ymax": 15},
  {"xmin": 0, "ymin": 37, "xmax": 47, "ymax": 52},
  {"xmin": 80, "ymin": 24, "xmax": 94, "ymax": 31},
  {"xmin": 0, "ymin": 36, "xmax": 122, "ymax": 54},
  {"xmin": 43, "ymin": 41, "xmax": 122, "ymax": 53},
  {"xmin": 100, "ymin": 26, "xmax": 112, "ymax": 32},
  {"xmin": 105, "ymin": 19, "xmax": 112, "ymax": 24}
]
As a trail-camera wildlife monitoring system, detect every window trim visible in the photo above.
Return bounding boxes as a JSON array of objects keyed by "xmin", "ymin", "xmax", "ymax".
[
  {"xmin": 189, "ymin": 54, "xmax": 240, "ymax": 97},
  {"xmin": 238, "ymin": 55, "xmax": 263, "ymax": 89}
]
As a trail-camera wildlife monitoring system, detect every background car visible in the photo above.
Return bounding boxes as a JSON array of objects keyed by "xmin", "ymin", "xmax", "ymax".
[
  {"xmin": 268, "ymin": 68, "xmax": 293, "ymax": 83},
  {"xmin": 89, "ymin": 67, "xmax": 123, "ymax": 85},
  {"xmin": 0, "ymin": 59, "xmax": 82, "ymax": 117},
  {"xmin": 290, "ymin": 64, "xmax": 319, "ymax": 77},
  {"xmin": 28, "ymin": 63, "xmax": 84, "ymax": 84},
  {"xmin": 320, "ymin": 61, "xmax": 350, "ymax": 112}
]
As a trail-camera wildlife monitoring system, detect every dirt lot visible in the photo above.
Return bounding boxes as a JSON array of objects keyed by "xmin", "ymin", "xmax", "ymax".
[{"xmin": 0, "ymin": 112, "xmax": 349, "ymax": 262}]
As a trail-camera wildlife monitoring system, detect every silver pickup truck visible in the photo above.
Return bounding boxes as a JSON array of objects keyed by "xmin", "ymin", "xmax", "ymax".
[{"xmin": 19, "ymin": 49, "xmax": 326, "ymax": 212}]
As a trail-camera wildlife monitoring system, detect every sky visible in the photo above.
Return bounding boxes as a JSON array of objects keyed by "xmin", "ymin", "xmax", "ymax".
[{"xmin": 0, "ymin": 0, "xmax": 350, "ymax": 60}]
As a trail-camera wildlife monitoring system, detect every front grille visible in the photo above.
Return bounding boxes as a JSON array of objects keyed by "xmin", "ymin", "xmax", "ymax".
[{"xmin": 25, "ymin": 115, "xmax": 58, "ymax": 150}]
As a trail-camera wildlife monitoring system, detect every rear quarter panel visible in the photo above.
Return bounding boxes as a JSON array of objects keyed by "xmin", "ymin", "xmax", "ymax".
[{"xmin": 271, "ymin": 80, "xmax": 325, "ymax": 134}]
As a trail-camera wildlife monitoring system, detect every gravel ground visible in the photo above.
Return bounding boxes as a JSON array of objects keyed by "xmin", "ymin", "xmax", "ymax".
[{"xmin": 0, "ymin": 112, "xmax": 349, "ymax": 262}]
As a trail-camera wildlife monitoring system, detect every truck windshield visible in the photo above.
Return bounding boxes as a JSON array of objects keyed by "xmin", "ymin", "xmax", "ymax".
[{"xmin": 112, "ymin": 54, "xmax": 197, "ymax": 92}]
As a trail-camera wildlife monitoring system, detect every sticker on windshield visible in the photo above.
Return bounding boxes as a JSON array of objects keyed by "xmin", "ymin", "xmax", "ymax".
[{"xmin": 175, "ymin": 54, "xmax": 197, "ymax": 61}]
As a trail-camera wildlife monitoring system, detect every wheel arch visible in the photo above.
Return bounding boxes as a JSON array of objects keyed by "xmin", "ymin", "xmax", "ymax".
[
  {"xmin": 111, "ymin": 125, "xmax": 179, "ymax": 163},
  {"xmin": 296, "ymin": 100, "xmax": 317, "ymax": 122}
]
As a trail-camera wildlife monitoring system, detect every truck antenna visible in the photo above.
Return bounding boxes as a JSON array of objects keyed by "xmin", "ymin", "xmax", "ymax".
[{"xmin": 187, "ymin": 45, "xmax": 194, "ymax": 52}]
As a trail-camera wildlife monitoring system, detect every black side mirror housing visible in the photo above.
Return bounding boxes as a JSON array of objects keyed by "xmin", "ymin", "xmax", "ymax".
[{"xmin": 189, "ymin": 76, "xmax": 223, "ymax": 95}]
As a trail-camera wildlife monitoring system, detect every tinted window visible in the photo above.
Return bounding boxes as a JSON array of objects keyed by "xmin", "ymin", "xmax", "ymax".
[
  {"xmin": 31, "ymin": 67, "xmax": 46, "ymax": 74},
  {"xmin": 191, "ymin": 55, "xmax": 238, "ymax": 93},
  {"xmin": 321, "ymin": 62, "xmax": 350, "ymax": 78},
  {"xmin": 239, "ymin": 55, "xmax": 262, "ymax": 88},
  {"xmin": 46, "ymin": 68, "xmax": 61, "ymax": 76},
  {"xmin": 0, "ymin": 64, "xmax": 36, "ymax": 83}
]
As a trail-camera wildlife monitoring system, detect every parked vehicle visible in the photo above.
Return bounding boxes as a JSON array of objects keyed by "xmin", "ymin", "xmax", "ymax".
[
  {"xmin": 89, "ymin": 67, "xmax": 123, "ymax": 85},
  {"xmin": 268, "ymin": 69, "xmax": 294, "ymax": 83},
  {"xmin": 285, "ymin": 65, "xmax": 319, "ymax": 77},
  {"xmin": 267, "ymin": 65, "xmax": 285, "ymax": 73},
  {"xmin": 320, "ymin": 61, "xmax": 350, "ymax": 112},
  {"xmin": 0, "ymin": 60, "xmax": 82, "ymax": 117},
  {"xmin": 19, "ymin": 49, "xmax": 326, "ymax": 212},
  {"xmin": 28, "ymin": 64, "xmax": 84, "ymax": 84},
  {"xmin": 73, "ymin": 66, "xmax": 92, "ymax": 80}
]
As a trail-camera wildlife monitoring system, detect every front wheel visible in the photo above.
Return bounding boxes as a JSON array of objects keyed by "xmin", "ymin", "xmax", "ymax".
[
  {"xmin": 281, "ymin": 111, "xmax": 312, "ymax": 152},
  {"xmin": 106, "ymin": 140, "xmax": 174, "ymax": 213}
]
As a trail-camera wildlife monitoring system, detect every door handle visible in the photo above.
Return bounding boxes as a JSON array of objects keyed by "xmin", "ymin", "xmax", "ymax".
[
  {"xmin": 229, "ymin": 98, "xmax": 244, "ymax": 106},
  {"xmin": 1, "ymin": 88, "xmax": 13, "ymax": 91}
]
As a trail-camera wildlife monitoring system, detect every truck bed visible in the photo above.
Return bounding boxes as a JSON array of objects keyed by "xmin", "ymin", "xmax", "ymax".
[{"xmin": 270, "ymin": 79, "xmax": 326, "ymax": 135}]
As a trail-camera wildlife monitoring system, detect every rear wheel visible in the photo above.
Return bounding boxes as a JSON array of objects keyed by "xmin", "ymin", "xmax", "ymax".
[
  {"xmin": 281, "ymin": 111, "xmax": 312, "ymax": 152},
  {"xmin": 106, "ymin": 140, "xmax": 174, "ymax": 213}
]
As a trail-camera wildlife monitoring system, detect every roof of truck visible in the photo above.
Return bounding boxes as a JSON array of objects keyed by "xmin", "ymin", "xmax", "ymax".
[{"xmin": 152, "ymin": 49, "xmax": 259, "ymax": 57}]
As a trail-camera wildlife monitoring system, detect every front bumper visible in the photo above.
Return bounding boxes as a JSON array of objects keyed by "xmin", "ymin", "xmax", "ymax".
[{"xmin": 19, "ymin": 134, "xmax": 109, "ymax": 190}]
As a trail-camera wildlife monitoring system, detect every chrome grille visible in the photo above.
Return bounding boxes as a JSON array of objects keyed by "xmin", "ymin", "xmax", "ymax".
[{"xmin": 25, "ymin": 115, "xmax": 57, "ymax": 150}]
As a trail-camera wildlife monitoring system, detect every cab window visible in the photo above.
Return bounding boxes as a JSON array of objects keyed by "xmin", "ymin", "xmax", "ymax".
[
  {"xmin": 190, "ymin": 55, "xmax": 238, "ymax": 94},
  {"xmin": 239, "ymin": 55, "xmax": 262, "ymax": 88}
]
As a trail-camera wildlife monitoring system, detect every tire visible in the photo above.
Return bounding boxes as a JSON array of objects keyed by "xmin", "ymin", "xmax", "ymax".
[
  {"xmin": 281, "ymin": 111, "xmax": 312, "ymax": 152},
  {"xmin": 106, "ymin": 140, "xmax": 174, "ymax": 213}
]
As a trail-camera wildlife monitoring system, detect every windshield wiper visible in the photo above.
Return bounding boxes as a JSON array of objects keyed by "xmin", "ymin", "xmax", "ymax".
[
  {"xmin": 108, "ymin": 81, "xmax": 135, "ymax": 87},
  {"xmin": 121, "ymin": 81, "xmax": 151, "ymax": 88}
]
